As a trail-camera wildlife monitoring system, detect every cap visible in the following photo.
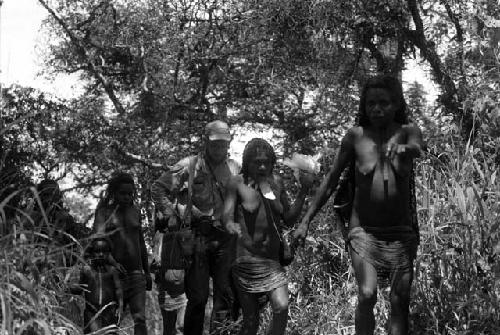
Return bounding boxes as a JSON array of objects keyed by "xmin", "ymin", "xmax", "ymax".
[{"xmin": 205, "ymin": 120, "xmax": 231, "ymax": 141}]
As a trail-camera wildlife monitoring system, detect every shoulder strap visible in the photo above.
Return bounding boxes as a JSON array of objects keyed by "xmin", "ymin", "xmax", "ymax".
[
  {"xmin": 182, "ymin": 155, "xmax": 198, "ymax": 228},
  {"xmin": 205, "ymin": 159, "xmax": 225, "ymax": 202},
  {"xmin": 257, "ymin": 188, "xmax": 282, "ymax": 242}
]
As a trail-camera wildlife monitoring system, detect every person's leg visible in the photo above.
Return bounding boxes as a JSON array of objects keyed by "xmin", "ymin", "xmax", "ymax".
[
  {"xmin": 266, "ymin": 285, "xmax": 289, "ymax": 335},
  {"xmin": 158, "ymin": 288, "xmax": 178, "ymax": 335},
  {"xmin": 161, "ymin": 309, "xmax": 178, "ymax": 335},
  {"xmin": 175, "ymin": 304, "xmax": 186, "ymax": 335},
  {"xmin": 350, "ymin": 246, "xmax": 378, "ymax": 335},
  {"xmin": 209, "ymin": 236, "xmax": 236, "ymax": 331},
  {"xmin": 158, "ymin": 288, "xmax": 169, "ymax": 335},
  {"xmin": 236, "ymin": 289, "xmax": 260, "ymax": 335},
  {"xmin": 184, "ymin": 246, "xmax": 210, "ymax": 335},
  {"xmin": 389, "ymin": 269, "xmax": 413, "ymax": 335},
  {"xmin": 127, "ymin": 275, "xmax": 147, "ymax": 335}
]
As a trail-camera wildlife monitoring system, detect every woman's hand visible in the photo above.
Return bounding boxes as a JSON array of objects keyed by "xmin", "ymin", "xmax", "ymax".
[{"xmin": 386, "ymin": 142, "xmax": 408, "ymax": 160}]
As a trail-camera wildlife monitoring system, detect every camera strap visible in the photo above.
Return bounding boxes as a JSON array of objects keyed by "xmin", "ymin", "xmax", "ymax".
[
  {"xmin": 257, "ymin": 187, "xmax": 282, "ymax": 242},
  {"xmin": 181, "ymin": 155, "xmax": 198, "ymax": 229},
  {"xmin": 206, "ymin": 159, "xmax": 225, "ymax": 202}
]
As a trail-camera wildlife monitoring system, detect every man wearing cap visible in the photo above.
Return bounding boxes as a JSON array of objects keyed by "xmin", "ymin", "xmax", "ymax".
[{"xmin": 152, "ymin": 120, "xmax": 240, "ymax": 335}]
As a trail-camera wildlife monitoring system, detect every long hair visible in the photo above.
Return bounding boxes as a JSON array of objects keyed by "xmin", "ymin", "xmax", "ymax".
[
  {"xmin": 241, "ymin": 138, "xmax": 276, "ymax": 183},
  {"xmin": 97, "ymin": 171, "xmax": 136, "ymax": 209},
  {"xmin": 358, "ymin": 74, "xmax": 409, "ymax": 127}
]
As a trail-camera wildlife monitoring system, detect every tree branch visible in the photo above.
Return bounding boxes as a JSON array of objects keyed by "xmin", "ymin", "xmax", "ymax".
[
  {"xmin": 38, "ymin": 0, "xmax": 126, "ymax": 115},
  {"xmin": 404, "ymin": 0, "xmax": 473, "ymax": 138},
  {"xmin": 109, "ymin": 141, "xmax": 165, "ymax": 170},
  {"xmin": 62, "ymin": 181, "xmax": 106, "ymax": 193},
  {"xmin": 441, "ymin": 0, "xmax": 466, "ymax": 88}
]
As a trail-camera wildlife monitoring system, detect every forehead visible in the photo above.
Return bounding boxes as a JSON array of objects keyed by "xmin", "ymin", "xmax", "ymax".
[
  {"xmin": 365, "ymin": 87, "xmax": 393, "ymax": 101},
  {"xmin": 117, "ymin": 183, "xmax": 134, "ymax": 192},
  {"xmin": 208, "ymin": 139, "xmax": 229, "ymax": 145},
  {"xmin": 93, "ymin": 240, "xmax": 109, "ymax": 250},
  {"xmin": 252, "ymin": 149, "xmax": 271, "ymax": 161}
]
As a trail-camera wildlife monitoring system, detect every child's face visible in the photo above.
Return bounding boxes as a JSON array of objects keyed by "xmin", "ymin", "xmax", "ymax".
[
  {"xmin": 92, "ymin": 241, "xmax": 110, "ymax": 265},
  {"xmin": 365, "ymin": 88, "xmax": 399, "ymax": 128},
  {"xmin": 248, "ymin": 149, "xmax": 273, "ymax": 181},
  {"xmin": 114, "ymin": 183, "xmax": 134, "ymax": 206}
]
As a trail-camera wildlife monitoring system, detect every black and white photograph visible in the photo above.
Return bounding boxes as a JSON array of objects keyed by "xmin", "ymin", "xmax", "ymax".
[{"xmin": 1, "ymin": 1, "xmax": 499, "ymax": 334}]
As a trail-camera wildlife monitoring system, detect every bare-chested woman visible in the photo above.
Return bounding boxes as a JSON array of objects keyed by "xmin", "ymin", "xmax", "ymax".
[
  {"xmin": 293, "ymin": 75, "xmax": 424, "ymax": 335},
  {"xmin": 223, "ymin": 138, "xmax": 313, "ymax": 335},
  {"xmin": 94, "ymin": 172, "xmax": 152, "ymax": 335}
]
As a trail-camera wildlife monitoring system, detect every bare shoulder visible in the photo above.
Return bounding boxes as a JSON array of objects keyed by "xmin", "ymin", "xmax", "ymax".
[
  {"xmin": 349, "ymin": 126, "xmax": 363, "ymax": 136},
  {"xmin": 338, "ymin": 126, "xmax": 360, "ymax": 150},
  {"xmin": 345, "ymin": 126, "xmax": 362, "ymax": 142}
]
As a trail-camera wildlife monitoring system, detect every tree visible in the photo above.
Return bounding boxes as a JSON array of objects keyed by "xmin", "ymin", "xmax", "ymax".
[{"xmin": 34, "ymin": 0, "xmax": 499, "ymax": 229}]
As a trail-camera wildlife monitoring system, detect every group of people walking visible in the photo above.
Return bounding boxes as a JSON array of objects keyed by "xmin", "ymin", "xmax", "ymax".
[{"xmin": 30, "ymin": 74, "xmax": 424, "ymax": 335}]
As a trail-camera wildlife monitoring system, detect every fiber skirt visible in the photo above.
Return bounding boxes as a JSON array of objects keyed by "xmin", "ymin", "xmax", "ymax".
[
  {"xmin": 232, "ymin": 255, "xmax": 287, "ymax": 293},
  {"xmin": 348, "ymin": 225, "xmax": 418, "ymax": 273}
]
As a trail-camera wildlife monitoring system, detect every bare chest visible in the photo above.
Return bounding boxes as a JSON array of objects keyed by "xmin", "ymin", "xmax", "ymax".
[{"xmin": 355, "ymin": 131, "xmax": 411, "ymax": 177}]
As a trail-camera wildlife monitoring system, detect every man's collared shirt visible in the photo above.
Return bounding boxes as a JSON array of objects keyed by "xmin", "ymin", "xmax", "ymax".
[{"xmin": 152, "ymin": 153, "xmax": 240, "ymax": 225}]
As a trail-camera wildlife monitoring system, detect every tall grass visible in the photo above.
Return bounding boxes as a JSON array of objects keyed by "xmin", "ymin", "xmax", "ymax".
[
  {"xmin": 0, "ymin": 185, "xmax": 169, "ymax": 335},
  {"xmin": 0, "ymin": 188, "xmax": 84, "ymax": 334},
  {"xmin": 411, "ymin": 136, "xmax": 499, "ymax": 334}
]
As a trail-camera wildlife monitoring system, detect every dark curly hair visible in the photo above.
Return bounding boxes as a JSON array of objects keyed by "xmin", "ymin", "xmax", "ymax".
[
  {"xmin": 358, "ymin": 74, "xmax": 409, "ymax": 127},
  {"xmin": 241, "ymin": 138, "xmax": 276, "ymax": 183},
  {"xmin": 98, "ymin": 171, "xmax": 136, "ymax": 209}
]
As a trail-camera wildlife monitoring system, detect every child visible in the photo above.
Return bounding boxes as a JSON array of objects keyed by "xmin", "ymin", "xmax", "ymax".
[
  {"xmin": 223, "ymin": 138, "xmax": 313, "ymax": 335},
  {"xmin": 93, "ymin": 172, "xmax": 152, "ymax": 335},
  {"xmin": 293, "ymin": 74, "xmax": 424, "ymax": 335},
  {"xmin": 151, "ymin": 214, "xmax": 187, "ymax": 335},
  {"xmin": 71, "ymin": 238, "xmax": 123, "ymax": 334}
]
